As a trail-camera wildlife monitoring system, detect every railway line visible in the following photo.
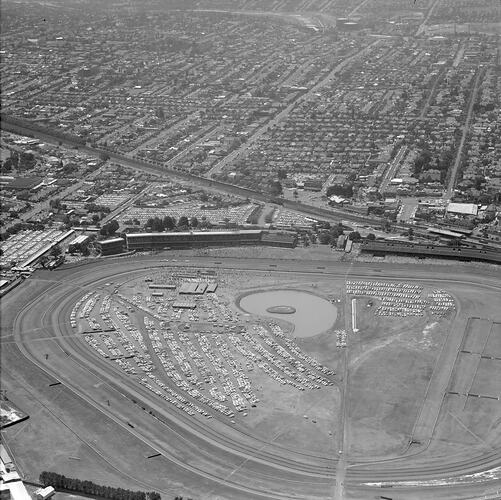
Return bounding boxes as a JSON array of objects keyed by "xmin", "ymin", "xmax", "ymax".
[
  {"xmin": 4, "ymin": 255, "xmax": 501, "ymax": 499},
  {"xmin": 0, "ymin": 115, "xmax": 385, "ymax": 229}
]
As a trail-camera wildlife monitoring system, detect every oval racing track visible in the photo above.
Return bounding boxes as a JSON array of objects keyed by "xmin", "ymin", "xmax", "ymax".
[{"xmin": 8, "ymin": 256, "xmax": 501, "ymax": 499}]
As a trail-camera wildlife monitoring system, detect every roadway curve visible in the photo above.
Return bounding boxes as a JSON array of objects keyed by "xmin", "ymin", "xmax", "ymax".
[{"xmin": 4, "ymin": 255, "xmax": 501, "ymax": 499}]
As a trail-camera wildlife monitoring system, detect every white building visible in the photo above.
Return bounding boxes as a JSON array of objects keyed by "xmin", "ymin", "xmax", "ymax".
[{"xmin": 446, "ymin": 202, "xmax": 478, "ymax": 216}]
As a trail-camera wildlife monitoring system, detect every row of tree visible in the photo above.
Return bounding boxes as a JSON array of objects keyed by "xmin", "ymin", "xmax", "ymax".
[
  {"xmin": 413, "ymin": 148, "xmax": 455, "ymax": 183},
  {"xmin": 317, "ymin": 223, "xmax": 345, "ymax": 245},
  {"xmin": 39, "ymin": 472, "xmax": 161, "ymax": 500},
  {"xmin": 145, "ymin": 216, "xmax": 211, "ymax": 232},
  {"xmin": 1, "ymin": 151, "xmax": 37, "ymax": 172},
  {"xmin": 1, "ymin": 221, "xmax": 44, "ymax": 240},
  {"xmin": 317, "ymin": 225, "xmax": 367, "ymax": 246},
  {"xmin": 326, "ymin": 184, "xmax": 354, "ymax": 198}
]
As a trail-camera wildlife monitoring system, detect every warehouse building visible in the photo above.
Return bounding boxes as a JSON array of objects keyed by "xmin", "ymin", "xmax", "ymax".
[
  {"xmin": 68, "ymin": 234, "xmax": 90, "ymax": 253},
  {"xmin": 179, "ymin": 282, "xmax": 208, "ymax": 294}
]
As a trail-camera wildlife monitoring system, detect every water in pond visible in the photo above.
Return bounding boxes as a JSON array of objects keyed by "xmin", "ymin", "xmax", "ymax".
[{"xmin": 239, "ymin": 290, "xmax": 337, "ymax": 338}]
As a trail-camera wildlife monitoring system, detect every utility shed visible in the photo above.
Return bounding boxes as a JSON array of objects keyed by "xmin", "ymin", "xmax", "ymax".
[{"xmin": 35, "ymin": 487, "xmax": 55, "ymax": 500}]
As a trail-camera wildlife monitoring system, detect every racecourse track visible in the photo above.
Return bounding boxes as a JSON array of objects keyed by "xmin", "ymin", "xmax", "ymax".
[{"xmin": 4, "ymin": 255, "xmax": 501, "ymax": 500}]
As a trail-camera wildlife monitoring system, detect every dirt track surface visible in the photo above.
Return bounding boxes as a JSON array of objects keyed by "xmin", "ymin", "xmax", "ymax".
[{"xmin": 2, "ymin": 254, "xmax": 501, "ymax": 500}]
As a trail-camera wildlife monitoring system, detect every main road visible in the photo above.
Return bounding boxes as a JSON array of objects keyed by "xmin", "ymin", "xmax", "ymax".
[{"xmin": 445, "ymin": 66, "xmax": 485, "ymax": 199}]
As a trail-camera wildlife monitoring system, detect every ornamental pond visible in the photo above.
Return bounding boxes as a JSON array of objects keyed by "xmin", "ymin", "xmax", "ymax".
[{"xmin": 239, "ymin": 289, "xmax": 338, "ymax": 338}]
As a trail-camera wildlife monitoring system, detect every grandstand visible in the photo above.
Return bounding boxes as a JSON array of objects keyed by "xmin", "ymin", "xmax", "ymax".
[
  {"xmin": 125, "ymin": 230, "xmax": 297, "ymax": 251},
  {"xmin": 96, "ymin": 237, "xmax": 125, "ymax": 256},
  {"xmin": 361, "ymin": 240, "xmax": 501, "ymax": 264}
]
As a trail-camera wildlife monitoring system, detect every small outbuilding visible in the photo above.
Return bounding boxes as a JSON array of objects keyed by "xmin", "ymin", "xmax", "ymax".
[{"xmin": 35, "ymin": 486, "xmax": 55, "ymax": 500}]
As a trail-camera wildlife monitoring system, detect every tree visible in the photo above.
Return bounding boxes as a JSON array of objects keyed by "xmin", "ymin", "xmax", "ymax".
[
  {"xmin": 190, "ymin": 217, "xmax": 199, "ymax": 228},
  {"xmin": 163, "ymin": 216, "xmax": 175, "ymax": 231},
  {"xmin": 1, "ymin": 156, "xmax": 15, "ymax": 173},
  {"xmin": 318, "ymin": 231, "xmax": 331, "ymax": 245},
  {"xmin": 328, "ymin": 233, "xmax": 338, "ymax": 246},
  {"xmin": 178, "ymin": 216, "xmax": 189, "ymax": 228},
  {"xmin": 49, "ymin": 198, "xmax": 61, "ymax": 210},
  {"xmin": 269, "ymin": 181, "xmax": 283, "ymax": 197},
  {"xmin": 277, "ymin": 168, "xmax": 287, "ymax": 180},
  {"xmin": 50, "ymin": 245, "xmax": 62, "ymax": 257},
  {"xmin": 199, "ymin": 218, "xmax": 212, "ymax": 229},
  {"xmin": 329, "ymin": 223, "xmax": 344, "ymax": 241},
  {"xmin": 366, "ymin": 233, "xmax": 376, "ymax": 241},
  {"xmin": 19, "ymin": 152, "xmax": 36, "ymax": 169},
  {"xmin": 147, "ymin": 217, "xmax": 164, "ymax": 232},
  {"xmin": 413, "ymin": 149, "xmax": 432, "ymax": 176},
  {"xmin": 326, "ymin": 184, "xmax": 353, "ymax": 198},
  {"xmin": 156, "ymin": 107, "xmax": 165, "ymax": 120},
  {"xmin": 107, "ymin": 220, "xmax": 119, "ymax": 234},
  {"xmin": 348, "ymin": 231, "xmax": 361, "ymax": 242}
]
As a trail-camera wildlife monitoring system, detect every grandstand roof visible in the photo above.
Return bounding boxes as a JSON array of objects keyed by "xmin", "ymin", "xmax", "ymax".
[
  {"xmin": 98, "ymin": 237, "xmax": 125, "ymax": 245},
  {"xmin": 126, "ymin": 230, "xmax": 263, "ymax": 238}
]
